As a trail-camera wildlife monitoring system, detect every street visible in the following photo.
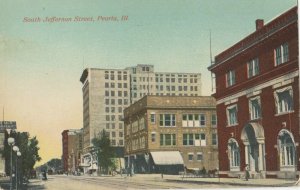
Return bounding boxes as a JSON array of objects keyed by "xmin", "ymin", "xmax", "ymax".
[{"xmin": 27, "ymin": 175, "xmax": 238, "ymax": 190}]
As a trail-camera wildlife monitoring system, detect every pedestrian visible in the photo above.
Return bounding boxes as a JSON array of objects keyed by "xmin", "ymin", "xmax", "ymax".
[{"xmin": 244, "ymin": 164, "xmax": 250, "ymax": 181}]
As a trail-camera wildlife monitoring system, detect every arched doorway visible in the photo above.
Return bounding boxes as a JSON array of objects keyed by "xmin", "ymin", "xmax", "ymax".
[{"xmin": 241, "ymin": 122, "xmax": 265, "ymax": 173}]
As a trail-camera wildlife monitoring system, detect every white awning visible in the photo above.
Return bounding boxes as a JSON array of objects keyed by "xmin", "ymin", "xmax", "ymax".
[{"xmin": 150, "ymin": 151, "xmax": 184, "ymax": 165}]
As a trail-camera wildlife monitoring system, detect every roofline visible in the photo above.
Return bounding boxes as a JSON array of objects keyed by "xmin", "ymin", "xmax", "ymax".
[{"xmin": 208, "ymin": 6, "xmax": 297, "ymax": 71}]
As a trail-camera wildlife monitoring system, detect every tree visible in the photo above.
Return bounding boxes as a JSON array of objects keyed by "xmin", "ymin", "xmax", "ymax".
[
  {"xmin": 2, "ymin": 131, "xmax": 41, "ymax": 178},
  {"xmin": 92, "ymin": 129, "xmax": 116, "ymax": 174}
]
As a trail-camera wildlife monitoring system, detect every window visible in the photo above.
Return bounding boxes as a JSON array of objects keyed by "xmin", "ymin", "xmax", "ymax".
[
  {"xmin": 227, "ymin": 105, "xmax": 238, "ymax": 126},
  {"xmin": 111, "ymin": 83, "xmax": 115, "ymax": 88},
  {"xmin": 118, "ymin": 91, "xmax": 122, "ymax": 97},
  {"xmin": 118, "ymin": 75, "xmax": 122, "ymax": 80},
  {"xmin": 112, "ymin": 132, "xmax": 116, "ymax": 137},
  {"xmin": 106, "ymin": 115, "xmax": 110, "ymax": 121},
  {"xmin": 160, "ymin": 134, "xmax": 176, "ymax": 146},
  {"xmin": 159, "ymin": 114, "xmax": 176, "ymax": 127},
  {"xmin": 212, "ymin": 133, "xmax": 217, "ymax": 145},
  {"xmin": 119, "ymin": 132, "xmax": 123, "ymax": 137},
  {"xmin": 211, "ymin": 114, "xmax": 217, "ymax": 127},
  {"xmin": 105, "ymin": 99, "xmax": 109, "ymax": 105},
  {"xmin": 278, "ymin": 130, "xmax": 295, "ymax": 167},
  {"xmin": 119, "ymin": 123, "xmax": 123, "ymax": 129},
  {"xmin": 188, "ymin": 153, "xmax": 194, "ymax": 161},
  {"xmin": 200, "ymin": 114, "xmax": 206, "ymax": 127},
  {"xmin": 182, "ymin": 114, "xmax": 204, "ymax": 127},
  {"xmin": 275, "ymin": 43, "xmax": 289, "ymax": 66},
  {"xmin": 200, "ymin": 133, "xmax": 206, "ymax": 146},
  {"xmin": 123, "ymin": 75, "xmax": 127, "ymax": 80},
  {"xmin": 111, "ymin": 91, "xmax": 115, "ymax": 97},
  {"xmin": 105, "ymin": 107, "xmax": 109, "ymax": 113},
  {"xmin": 248, "ymin": 58, "xmax": 259, "ymax": 78},
  {"xmin": 119, "ymin": 140, "xmax": 124, "ymax": 146},
  {"xmin": 197, "ymin": 153, "xmax": 203, "ymax": 161},
  {"xmin": 118, "ymin": 107, "xmax": 122, "ymax": 113},
  {"xmin": 111, "ymin": 99, "xmax": 115, "ymax": 105},
  {"xmin": 105, "ymin": 73, "xmax": 109, "ymax": 79},
  {"xmin": 105, "ymin": 91, "xmax": 109, "ymax": 96},
  {"xmin": 183, "ymin": 134, "xmax": 194, "ymax": 145},
  {"xmin": 111, "ymin": 107, "xmax": 115, "ymax": 113},
  {"xmin": 118, "ymin": 99, "xmax": 122, "ymax": 105},
  {"xmin": 105, "ymin": 82, "xmax": 109, "ymax": 88},
  {"xmin": 124, "ymin": 83, "xmax": 128, "ymax": 88},
  {"xmin": 228, "ymin": 139, "xmax": 240, "ymax": 170},
  {"xmin": 226, "ymin": 70, "xmax": 235, "ymax": 87},
  {"xmin": 274, "ymin": 87, "xmax": 293, "ymax": 114},
  {"xmin": 151, "ymin": 133, "xmax": 156, "ymax": 142},
  {"xmin": 124, "ymin": 91, "xmax": 128, "ymax": 97},
  {"xmin": 249, "ymin": 97, "xmax": 261, "ymax": 120},
  {"xmin": 106, "ymin": 123, "xmax": 110, "ymax": 129},
  {"xmin": 150, "ymin": 113, "xmax": 156, "ymax": 124}
]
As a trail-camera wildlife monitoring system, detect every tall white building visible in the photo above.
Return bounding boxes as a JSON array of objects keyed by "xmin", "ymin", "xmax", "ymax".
[{"xmin": 79, "ymin": 65, "xmax": 201, "ymax": 173}]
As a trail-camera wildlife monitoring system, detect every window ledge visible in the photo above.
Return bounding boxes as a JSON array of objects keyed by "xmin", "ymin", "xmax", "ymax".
[
  {"xmin": 227, "ymin": 123, "xmax": 239, "ymax": 127},
  {"xmin": 275, "ymin": 110, "xmax": 294, "ymax": 116},
  {"xmin": 249, "ymin": 118, "xmax": 262, "ymax": 122}
]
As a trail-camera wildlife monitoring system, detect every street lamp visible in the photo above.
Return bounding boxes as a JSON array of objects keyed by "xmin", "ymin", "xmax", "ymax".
[
  {"xmin": 13, "ymin": 146, "xmax": 19, "ymax": 190},
  {"xmin": 16, "ymin": 151, "xmax": 21, "ymax": 190},
  {"xmin": 7, "ymin": 137, "xmax": 15, "ymax": 190}
]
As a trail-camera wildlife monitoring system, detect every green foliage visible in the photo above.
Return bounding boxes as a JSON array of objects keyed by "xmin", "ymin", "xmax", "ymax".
[
  {"xmin": 92, "ymin": 129, "xmax": 116, "ymax": 174},
  {"xmin": 3, "ymin": 131, "xmax": 41, "ymax": 177}
]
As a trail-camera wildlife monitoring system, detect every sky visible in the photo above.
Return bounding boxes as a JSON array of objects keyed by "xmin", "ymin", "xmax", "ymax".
[{"xmin": 0, "ymin": 0, "xmax": 297, "ymax": 165}]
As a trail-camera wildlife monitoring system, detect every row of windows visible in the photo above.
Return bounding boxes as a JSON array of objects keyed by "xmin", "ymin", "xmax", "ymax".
[
  {"xmin": 111, "ymin": 139, "xmax": 123, "ymax": 146},
  {"xmin": 188, "ymin": 152, "xmax": 204, "ymax": 161},
  {"xmin": 155, "ymin": 78, "xmax": 198, "ymax": 83},
  {"xmin": 105, "ymin": 115, "xmax": 123, "ymax": 121},
  {"xmin": 226, "ymin": 43, "xmax": 289, "ymax": 87},
  {"xmin": 105, "ymin": 91, "xmax": 129, "ymax": 98},
  {"xmin": 226, "ymin": 86, "xmax": 293, "ymax": 126},
  {"xmin": 152, "ymin": 133, "xmax": 217, "ymax": 146},
  {"xmin": 105, "ymin": 99, "xmax": 129, "ymax": 105},
  {"xmin": 105, "ymin": 82, "xmax": 128, "ymax": 88},
  {"xmin": 228, "ymin": 130, "xmax": 295, "ymax": 169},
  {"xmin": 155, "ymin": 85, "xmax": 199, "ymax": 91},
  {"xmin": 104, "ymin": 74, "xmax": 128, "ymax": 81},
  {"xmin": 149, "ymin": 113, "xmax": 217, "ymax": 128},
  {"xmin": 106, "ymin": 123, "xmax": 123, "ymax": 129},
  {"xmin": 155, "ymin": 74, "xmax": 198, "ymax": 78}
]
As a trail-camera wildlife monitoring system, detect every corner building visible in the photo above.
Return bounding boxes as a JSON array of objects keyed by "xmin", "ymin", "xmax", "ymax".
[
  {"xmin": 123, "ymin": 96, "xmax": 218, "ymax": 174},
  {"xmin": 208, "ymin": 7, "xmax": 299, "ymax": 178}
]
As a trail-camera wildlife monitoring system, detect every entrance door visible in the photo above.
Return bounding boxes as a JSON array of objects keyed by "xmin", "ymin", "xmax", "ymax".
[{"xmin": 249, "ymin": 144, "xmax": 259, "ymax": 172}]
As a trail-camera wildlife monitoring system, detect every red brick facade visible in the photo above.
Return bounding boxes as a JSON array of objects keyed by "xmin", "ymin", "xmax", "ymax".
[{"xmin": 208, "ymin": 7, "xmax": 299, "ymax": 178}]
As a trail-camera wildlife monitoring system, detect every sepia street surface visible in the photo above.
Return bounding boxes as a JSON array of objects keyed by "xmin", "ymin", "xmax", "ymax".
[{"xmin": 22, "ymin": 174, "xmax": 298, "ymax": 190}]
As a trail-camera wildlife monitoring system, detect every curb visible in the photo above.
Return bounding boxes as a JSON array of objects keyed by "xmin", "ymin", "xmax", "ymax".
[{"xmin": 165, "ymin": 179, "xmax": 296, "ymax": 187}]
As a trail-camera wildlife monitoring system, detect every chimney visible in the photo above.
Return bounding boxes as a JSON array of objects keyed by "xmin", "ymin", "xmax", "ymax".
[{"xmin": 256, "ymin": 19, "xmax": 264, "ymax": 30}]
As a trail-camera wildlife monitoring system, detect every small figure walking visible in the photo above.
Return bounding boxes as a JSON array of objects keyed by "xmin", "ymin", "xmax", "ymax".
[{"xmin": 245, "ymin": 164, "xmax": 250, "ymax": 181}]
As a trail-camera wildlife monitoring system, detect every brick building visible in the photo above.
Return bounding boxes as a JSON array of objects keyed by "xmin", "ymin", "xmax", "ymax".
[
  {"xmin": 208, "ymin": 7, "xmax": 299, "ymax": 178},
  {"xmin": 123, "ymin": 96, "xmax": 218, "ymax": 174},
  {"xmin": 61, "ymin": 129, "xmax": 83, "ymax": 174}
]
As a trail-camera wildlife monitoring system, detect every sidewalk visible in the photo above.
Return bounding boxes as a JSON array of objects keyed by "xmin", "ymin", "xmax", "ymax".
[{"xmin": 125, "ymin": 174, "xmax": 298, "ymax": 187}]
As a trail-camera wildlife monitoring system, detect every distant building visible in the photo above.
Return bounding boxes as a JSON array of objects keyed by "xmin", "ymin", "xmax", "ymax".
[
  {"xmin": 123, "ymin": 96, "xmax": 218, "ymax": 174},
  {"xmin": 208, "ymin": 7, "xmax": 299, "ymax": 178},
  {"xmin": 61, "ymin": 129, "xmax": 83, "ymax": 173},
  {"xmin": 79, "ymin": 65, "xmax": 202, "ymax": 174}
]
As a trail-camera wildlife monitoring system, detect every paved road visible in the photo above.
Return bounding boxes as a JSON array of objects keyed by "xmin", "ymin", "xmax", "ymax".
[{"xmin": 27, "ymin": 175, "xmax": 239, "ymax": 190}]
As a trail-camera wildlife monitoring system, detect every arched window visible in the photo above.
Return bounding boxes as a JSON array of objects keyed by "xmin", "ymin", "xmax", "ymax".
[
  {"xmin": 228, "ymin": 138, "xmax": 240, "ymax": 171},
  {"xmin": 278, "ymin": 130, "xmax": 296, "ymax": 169}
]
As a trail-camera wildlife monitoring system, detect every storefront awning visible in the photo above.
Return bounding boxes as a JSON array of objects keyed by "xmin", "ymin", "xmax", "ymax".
[{"xmin": 150, "ymin": 151, "xmax": 184, "ymax": 165}]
